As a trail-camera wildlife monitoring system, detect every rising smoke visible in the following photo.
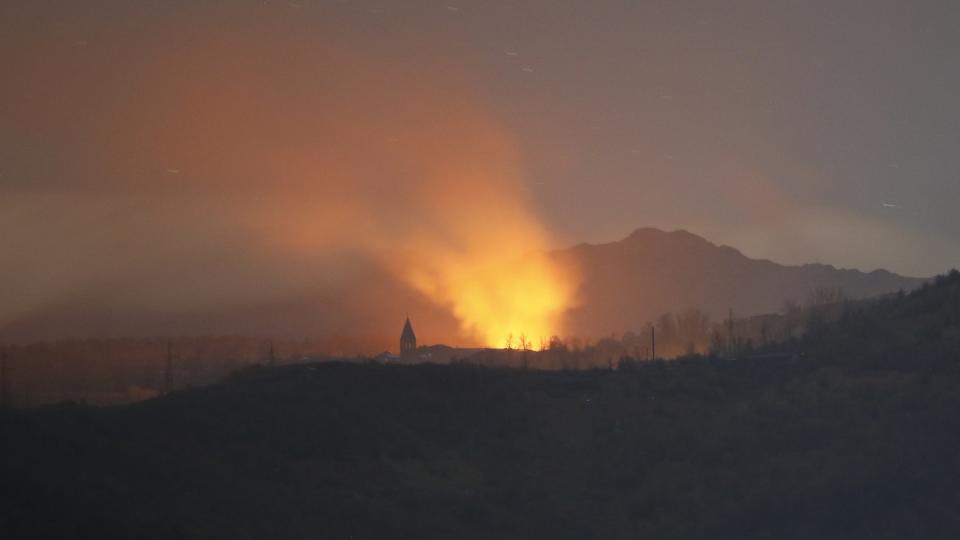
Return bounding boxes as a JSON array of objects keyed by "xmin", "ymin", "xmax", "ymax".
[{"xmin": 0, "ymin": 3, "xmax": 576, "ymax": 347}]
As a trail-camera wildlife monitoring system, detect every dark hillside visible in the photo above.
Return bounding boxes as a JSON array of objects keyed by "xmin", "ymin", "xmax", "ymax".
[
  {"xmin": 2, "ymin": 272, "xmax": 960, "ymax": 539},
  {"xmin": 793, "ymin": 269, "xmax": 960, "ymax": 367},
  {"xmin": 553, "ymin": 228, "xmax": 925, "ymax": 336}
]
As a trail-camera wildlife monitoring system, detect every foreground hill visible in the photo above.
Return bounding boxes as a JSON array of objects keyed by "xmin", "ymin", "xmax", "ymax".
[
  {"xmin": 2, "ymin": 272, "xmax": 959, "ymax": 539},
  {"xmin": 552, "ymin": 228, "xmax": 925, "ymax": 336}
]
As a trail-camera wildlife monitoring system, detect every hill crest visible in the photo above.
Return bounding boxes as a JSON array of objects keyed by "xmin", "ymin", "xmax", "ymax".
[{"xmin": 551, "ymin": 227, "xmax": 925, "ymax": 336}]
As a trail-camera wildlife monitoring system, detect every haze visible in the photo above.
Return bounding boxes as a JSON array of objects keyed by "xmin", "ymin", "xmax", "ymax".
[{"xmin": 2, "ymin": 1, "xmax": 958, "ymax": 343}]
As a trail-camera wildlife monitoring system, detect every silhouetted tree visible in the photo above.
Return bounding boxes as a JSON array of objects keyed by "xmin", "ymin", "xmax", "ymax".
[
  {"xmin": 677, "ymin": 308, "xmax": 711, "ymax": 355},
  {"xmin": 518, "ymin": 333, "xmax": 530, "ymax": 351}
]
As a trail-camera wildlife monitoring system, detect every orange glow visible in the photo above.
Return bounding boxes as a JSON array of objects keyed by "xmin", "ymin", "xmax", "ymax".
[
  {"xmin": 400, "ymin": 220, "xmax": 575, "ymax": 348},
  {"xmin": 439, "ymin": 254, "xmax": 573, "ymax": 348},
  {"xmin": 0, "ymin": 7, "xmax": 579, "ymax": 344}
]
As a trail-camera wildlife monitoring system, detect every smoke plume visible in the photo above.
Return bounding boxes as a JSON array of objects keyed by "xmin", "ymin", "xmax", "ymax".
[{"xmin": 0, "ymin": 3, "xmax": 576, "ymax": 347}]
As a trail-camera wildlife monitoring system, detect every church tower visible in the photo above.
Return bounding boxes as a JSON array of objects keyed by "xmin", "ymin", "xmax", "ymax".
[{"xmin": 400, "ymin": 317, "xmax": 417, "ymax": 358}]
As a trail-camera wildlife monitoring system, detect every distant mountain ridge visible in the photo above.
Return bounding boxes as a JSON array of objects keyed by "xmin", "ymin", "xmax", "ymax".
[
  {"xmin": 0, "ymin": 227, "xmax": 928, "ymax": 344},
  {"xmin": 551, "ymin": 227, "xmax": 926, "ymax": 337}
]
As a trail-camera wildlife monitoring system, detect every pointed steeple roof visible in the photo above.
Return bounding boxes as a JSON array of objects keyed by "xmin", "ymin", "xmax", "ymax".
[{"xmin": 401, "ymin": 317, "xmax": 416, "ymax": 341}]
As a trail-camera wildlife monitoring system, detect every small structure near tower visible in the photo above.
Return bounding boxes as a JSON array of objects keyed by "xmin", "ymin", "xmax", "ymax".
[{"xmin": 400, "ymin": 317, "xmax": 417, "ymax": 358}]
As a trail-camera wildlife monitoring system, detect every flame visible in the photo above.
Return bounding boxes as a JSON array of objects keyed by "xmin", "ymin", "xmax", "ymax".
[
  {"xmin": 446, "ymin": 254, "xmax": 573, "ymax": 348},
  {"xmin": 400, "ymin": 221, "xmax": 575, "ymax": 348},
  {"xmin": 376, "ymin": 160, "xmax": 576, "ymax": 346},
  {"xmin": 0, "ymin": 5, "xmax": 579, "ymax": 344}
]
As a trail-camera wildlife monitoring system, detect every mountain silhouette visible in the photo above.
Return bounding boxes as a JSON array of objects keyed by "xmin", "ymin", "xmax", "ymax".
[
  {"xmin": 552, "ymin": 228, "xmax": 926, "ymax": 337},
  {"xmin": 0, "ymin": 227, "xmax": 927, "ymax": 344}
]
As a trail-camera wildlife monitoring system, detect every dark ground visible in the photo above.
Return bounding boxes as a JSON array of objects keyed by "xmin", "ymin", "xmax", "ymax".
[{"xmin": 3, "ymin": 272, "xmax": 960, "ymax": 539}]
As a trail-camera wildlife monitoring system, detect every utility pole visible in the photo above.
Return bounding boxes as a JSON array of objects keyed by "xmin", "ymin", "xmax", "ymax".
[
  {"xmin": 164, "ymin": 341, "xmax": 174, "ymax": 396},
  {"xmin": 650, "ymin": 325, "xmax": 656, "ymax": 361},
  {"xmin": 1, "ymin": 345, "xmax": 10, "ymax": 408},
  {"xmin": 728, "ymin": 308, "xmax": 735, "ymax": 357}
]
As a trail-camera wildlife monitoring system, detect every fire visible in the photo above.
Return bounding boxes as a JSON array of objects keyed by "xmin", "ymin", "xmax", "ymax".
[
  {"xmin": 401, "ymin": 229, "xmax": 575, "ymax": 348},
  {"xmin": 8, "ymin": 10, "xmax": 581, "ymax": 346},
  {"xmin": 450, "ymin": 254, "xmax": 573, "ymax": 348}
]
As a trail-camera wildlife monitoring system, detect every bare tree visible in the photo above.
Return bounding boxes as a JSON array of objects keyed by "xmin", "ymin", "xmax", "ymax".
[
  {"xmin": 518, "ymin": 333, "xmax": 530, "ymax": 351},
  {"xmin": 806, "ymin": 287, "xmax": 846, "ymax": 330},
  {"xmin": 548, "ymin": 336, "xmax": 567, "ymax": 352},
  {"xmin": 677, "ymin": 308, "xmax": 711, "ymax": 356},
  {"xmin": 655, "ymin": 314, "xmax": 677, "ymax": 357},
  {"xmin": 782, "ymin": 299, "xmax": 802, "ymax": 339},
  {"xmin": 808, "ymin": 287, "xmax": 845, "ymax": 307}
]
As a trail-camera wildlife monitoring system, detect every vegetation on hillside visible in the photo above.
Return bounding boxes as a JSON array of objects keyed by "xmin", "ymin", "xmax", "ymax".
[{"xmin": 1, "ymin": 271, "xmax": 958, "ymax": 539}]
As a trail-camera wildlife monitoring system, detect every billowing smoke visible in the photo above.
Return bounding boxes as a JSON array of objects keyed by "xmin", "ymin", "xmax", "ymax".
[{"xmin": 0, "ymin": 3, "xmax": 575, "ymax": 347}]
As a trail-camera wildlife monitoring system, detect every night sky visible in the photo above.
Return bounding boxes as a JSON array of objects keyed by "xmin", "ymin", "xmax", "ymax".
[
  {"xmin": 2, "ymin": 1, "xmax": 958, "ymax": 340},
  {"xmin": 430, "ymin": 1, "xmax": 960, "ymax": 276}
]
